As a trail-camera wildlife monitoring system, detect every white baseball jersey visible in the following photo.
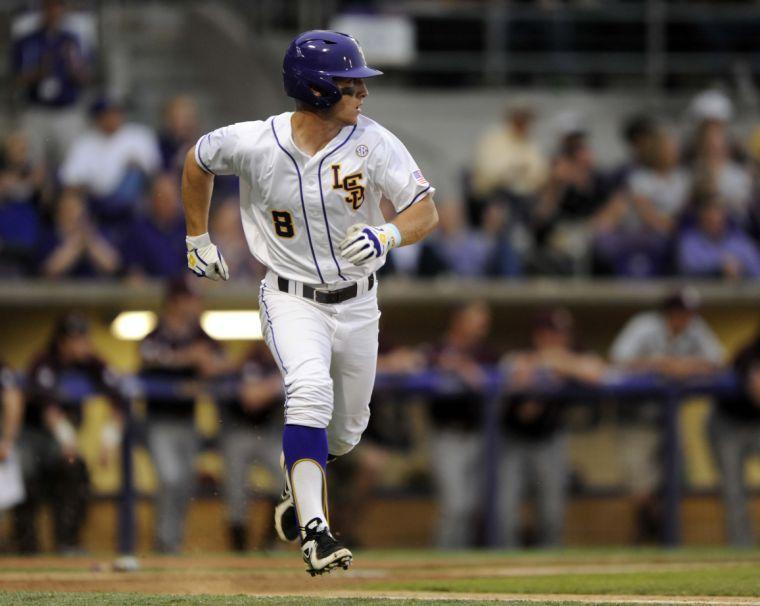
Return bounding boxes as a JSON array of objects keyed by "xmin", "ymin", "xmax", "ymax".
[{"xmin": 195, "ymin": 112, "xmax": 434, "ymax": 285}]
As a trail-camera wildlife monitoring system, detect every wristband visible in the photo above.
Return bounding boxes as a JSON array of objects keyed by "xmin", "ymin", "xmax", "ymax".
[
  {"xmin": 382, "ymin": 223, "xmax": 402, "ymax": 249},
  {"xmin": 186, "ymin": 232, "xmax": 212, "ymax": 250}
]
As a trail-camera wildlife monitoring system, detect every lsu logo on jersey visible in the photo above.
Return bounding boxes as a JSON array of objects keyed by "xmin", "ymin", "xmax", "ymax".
[{"xmin": 331, "ymin": 164, "xmax": 365, "ymax": 210}]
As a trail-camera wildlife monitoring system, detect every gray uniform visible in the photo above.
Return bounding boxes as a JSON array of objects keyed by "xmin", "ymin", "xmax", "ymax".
[{"xmin": 610, "ymin": 311, "xmax": 724, "ymax": 493}]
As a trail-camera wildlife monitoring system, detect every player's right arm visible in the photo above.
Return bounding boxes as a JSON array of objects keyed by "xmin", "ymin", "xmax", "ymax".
[
  {"xmin": 181, "ymin": 146, "xmax": 229, "ymax": 281},
  {"xmin": 182, "ymin": 146, "xmax": 214, "ymax": 237}
]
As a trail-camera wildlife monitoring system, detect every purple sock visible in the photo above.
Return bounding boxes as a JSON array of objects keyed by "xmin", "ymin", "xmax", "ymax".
[{"xmin": 283, "ymin": 424, "xmax": 328, "ymax": 474}]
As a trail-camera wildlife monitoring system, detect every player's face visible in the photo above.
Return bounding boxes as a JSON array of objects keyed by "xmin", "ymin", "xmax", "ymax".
[{"xmin": 330, "ymin": 78, "xmax": 368, "ymax": 126}]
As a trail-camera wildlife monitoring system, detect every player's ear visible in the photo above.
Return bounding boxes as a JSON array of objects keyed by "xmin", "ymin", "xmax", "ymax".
[{"xmin": 308, "ymin": 85, "xmax": 323, "ymax": 98}]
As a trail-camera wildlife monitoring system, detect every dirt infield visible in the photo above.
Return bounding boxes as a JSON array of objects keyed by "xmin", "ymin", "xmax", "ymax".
[{"xmin": 1, "ymin": 550, "xmax": 760, "ymax": 605}]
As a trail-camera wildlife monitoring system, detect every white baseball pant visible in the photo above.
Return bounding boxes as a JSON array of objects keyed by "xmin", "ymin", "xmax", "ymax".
[{"xmin": 258, "ymin": 272, "xmax": 380, "ymax": 456}]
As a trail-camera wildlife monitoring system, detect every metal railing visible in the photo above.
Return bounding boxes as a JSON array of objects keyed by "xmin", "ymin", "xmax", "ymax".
[{"xmin": 47, "ymin": 367, "xmax": 741, "ymax": 552}]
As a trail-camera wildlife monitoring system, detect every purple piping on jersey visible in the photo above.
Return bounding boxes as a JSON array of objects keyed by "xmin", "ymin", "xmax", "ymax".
[
  {"xmin": 317, "ymin": 124, "xmax": 357, "ymax": 282},
  {"xmin": 259, "ymin": 284, "xmax": 287, "ymax": 373},
  {"xmin": 397, "ymin": 184, "xmax": 431, "ymax": 213},
  {"xmin": 270, "ymin": 118, "xmax": 325, "ymax": 283},
  {"xmin": 196, "ymin": 133, "xmax": 216, "ymax": 175},
  {"xmin": 259, "ymin": 283, "xmax": 290, "ymax": 410}
]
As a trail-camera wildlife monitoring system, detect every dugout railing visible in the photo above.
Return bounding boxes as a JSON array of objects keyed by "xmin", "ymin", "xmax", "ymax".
[{"xmin": 47, "ymin": 368, "xmax": 741, "ymax": 554}]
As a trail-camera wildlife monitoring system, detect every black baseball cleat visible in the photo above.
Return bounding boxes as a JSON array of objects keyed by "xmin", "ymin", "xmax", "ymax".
[
  {"xmin": 301, "ymin": 517, "xmax": 353, "ymax": 576},
  {"xmin": 274, "ymin": 454, "xmax": 300, "ymax": 543}
]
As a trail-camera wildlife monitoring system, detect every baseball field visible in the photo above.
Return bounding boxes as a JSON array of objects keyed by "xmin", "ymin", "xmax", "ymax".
[{"xmin": 1, "ymin": 548, "xmax": 759, "ymax": 605}]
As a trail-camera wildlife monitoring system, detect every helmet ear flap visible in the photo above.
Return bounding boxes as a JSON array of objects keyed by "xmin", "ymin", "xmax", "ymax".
[
  {"xmin": 310, "ymin": 73, "xmax": 341, "ymax": 108},
  {"xmin": 290, "ymin": 70, "xmax": 341, "ymax": 109}
]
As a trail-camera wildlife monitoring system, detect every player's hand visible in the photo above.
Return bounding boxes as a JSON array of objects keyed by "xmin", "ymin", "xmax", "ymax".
[
  {"xmin": 186, "ymin": 233, "xmax": 230, "ymax": 281},
  {"xmin": 339, "ymin": 223, "xmax": 401, "ymax": 266}
]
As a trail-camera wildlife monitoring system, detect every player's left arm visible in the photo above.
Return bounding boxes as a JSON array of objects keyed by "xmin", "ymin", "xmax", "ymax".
[
  {"xmin": 340, "ymin": 195, "xmax": 437, "ymax": 265},
  {"xmin": 389, "ymin": 195, "xmax": 438, "ymax": 246}
]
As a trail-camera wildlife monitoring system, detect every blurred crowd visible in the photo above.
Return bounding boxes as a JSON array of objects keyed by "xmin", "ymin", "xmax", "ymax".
[
  {"xmin": 4, "ymin": 2, "xmax": 760, "ymax": 283},
  {"xmin": 0, "ymin": 1, "xmax": 261, "ymax": 283},
  {"xmin": 442, "ymin": 91, "xmax": 760, "ymax": 280},
  {"xmin": 1, "ymin": 283, "xmax": 759, "ymax": 553}
]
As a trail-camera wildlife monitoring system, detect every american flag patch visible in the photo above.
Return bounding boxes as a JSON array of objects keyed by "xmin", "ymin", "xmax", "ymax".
[{"xmin": 412, "ymin": 170, "xmax": 428, "ymax": 186}]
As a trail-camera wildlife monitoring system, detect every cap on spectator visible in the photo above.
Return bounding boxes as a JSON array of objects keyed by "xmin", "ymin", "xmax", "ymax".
[
  {"xmin": 662, "ymin": 287, "xmax": 701, "ymax": 312},
  {"xmin": 54, "ymin": 312, "xmax": 90, "ymax": 338},
  {"xmin": 533, "ymin": 308, "xmax": 574, "ymax": 333},
  {"xmin": 554, "ymin": 110, "xmax": 586, "ymax": 138},
  {"xmin": 689, "ymin": 89, "xmax": 733, "ymax": 123},
  {"xmin": 89, "ymin": 96, "xmax": 124, "ymax": 118}
]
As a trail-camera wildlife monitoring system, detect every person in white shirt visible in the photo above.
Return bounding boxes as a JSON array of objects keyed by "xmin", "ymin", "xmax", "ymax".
[
  {"xmin": 60, "ymin": 97, "xmax": 161, "ymax": 237},
  {"xmin": 181, "ymin": 30, "xmax": 437, "ymax": 574},
  {"xmin": 610, "ymin": 289, "xmax": 724, "ymax": 542}
]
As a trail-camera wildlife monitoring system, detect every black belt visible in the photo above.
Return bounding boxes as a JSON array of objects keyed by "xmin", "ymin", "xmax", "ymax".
[{"xmin": 277, "ymin": 273, "xmax": 374, "ymax": 304}]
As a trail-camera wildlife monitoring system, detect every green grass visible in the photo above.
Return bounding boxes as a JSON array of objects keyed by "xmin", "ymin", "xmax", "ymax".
[
  {"xmin": 367, "ymin": 563, "xmax": 760, "ymax": 596},
  {"xmin": 4, "ymin": 549, "xmax": 760, "ymax": 605},
  {"xmin": 0, "ymin": 595, "xmax": 696, "ymax": 606}
]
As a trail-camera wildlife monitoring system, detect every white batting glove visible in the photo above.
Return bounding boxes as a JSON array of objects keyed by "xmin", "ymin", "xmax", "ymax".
[
  {"xmin": 186, "ymin": 233, "xmax": 230, "ymax": 281},
  {"xmin": 339, "ymin": 223, "xmax": 402, "ymax": 266}
]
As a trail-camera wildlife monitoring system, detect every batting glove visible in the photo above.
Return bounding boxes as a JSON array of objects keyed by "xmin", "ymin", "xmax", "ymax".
[
  {"xmin": 339, "ymin": 223, "xmax": 402, "ymax": 266},
  {"xmin": 186, "ymin": 233, "xmax": 230, "ymax": 281}
]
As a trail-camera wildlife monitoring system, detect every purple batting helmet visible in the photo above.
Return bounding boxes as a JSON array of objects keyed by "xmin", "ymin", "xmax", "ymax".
[{"xmin": 283, "ymin": 30, "xmax": 383, "ymax": 109}]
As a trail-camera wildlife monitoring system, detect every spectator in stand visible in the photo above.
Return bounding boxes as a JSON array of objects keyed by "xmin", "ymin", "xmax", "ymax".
[
  {"xmin": 710, "ymin": 327, "xmax": 760, "ymax": 546},
  {"xmin": 470, "ymin": 103, "xmax": 548, "ymax": 226},
  {"xmin": 209, "ymin": 198, "xmax": 266, "ymax": 281},
  {"xmin": 499, "ymin": 308, "xmax": 606, "ymax": 548},
  {"xmin": 140, "ymin": 279, "xmax": 230, "ymax": 553},
  {"xmin": 594, "ymin": 129, "xmax": 689, "ymax": 277},
  {"xmin": 427, "ymin": 301, "xmax": 495, "ymax": 548},
  {"xmin": 123, "ymin": 174, "xmax": 186, "ymax": 279},
  {"xmin": 418, "ymin": 200, "xmax": 521, "ymax": 277},
  {"xmin": 746, "ymin": 127, "xmax": 760, "ymax": 244},
  {"xmin": 611, "ymin": 114, "xmax": 658, "ymax": 188},
  {"xmin": 217, "ymin": 343, "xmax": 282, "ymax": 552},
  {"xmin": 472, "ymin": 104, "xmax": 547, "ymax": 201},
  {"xmin": 691, "ymin": 120, "xmax": 752, "ymax": 224},
  {"xmin": 38, "ymin": 190, "xmax": 121, "ymax": 278},
  {"xmin": 532, "ymin": 129, "xmax": 623, "ymax": 275},
  {"xmin": 0, "ymin": 131, "xmax": 46, "ymax": 276},
  {"xmin": 684, "ymin": 89, "xmax": 743, "ymax": 164},
  {"xmin": 11, "ymin": 0, "xmax": 90, "ymax": 165},
  {"xmin": 59, "ymin": 97, "xmax": 161, "ymax": 241},
  {"xmin": 610, "ymin": 289, "xmax": 724, "ymax": 543},
  {"xmin": 13, "ymin": 313, "xmax": 124, "ymax": 554},
  {"xmin": 158, "ymin": 96, "xmax": 200, "ymax": 174},
  {"xmin": 677, "ymin": 193, "xmax": 760, "ymax": 279}
]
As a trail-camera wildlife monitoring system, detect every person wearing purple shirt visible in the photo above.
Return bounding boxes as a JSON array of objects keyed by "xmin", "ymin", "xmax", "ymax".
[
  {"xmin": 11, "ymin": 0, "xmax": 90, "ymax": 164},
  {"xmin": 123, "ymin": 174, "xmax": 186, "ymax": 279},
  {"xmin": 678, "ymin": 195, "xmax": 760, "ymax": 279}
]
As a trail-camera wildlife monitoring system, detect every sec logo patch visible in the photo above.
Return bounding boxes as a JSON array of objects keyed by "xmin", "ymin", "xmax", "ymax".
[{"xmin": 355, "ymin": 144, "xmax": 369, "ymax": 158}]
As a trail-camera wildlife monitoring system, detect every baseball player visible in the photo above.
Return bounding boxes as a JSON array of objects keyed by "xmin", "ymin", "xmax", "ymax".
[{"xmin": 181, "ymin": 31, "xmax": 438, "ymax": 574}]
